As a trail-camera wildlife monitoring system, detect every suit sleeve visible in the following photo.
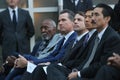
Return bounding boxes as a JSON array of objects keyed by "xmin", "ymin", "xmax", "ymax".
[
  {"xmin": 25, "ymin": 11, "xmax": 35, "ymax": 38},
  {"xmin": 33, "ymin": 48, "xmax": 66, "ymax": 64}
]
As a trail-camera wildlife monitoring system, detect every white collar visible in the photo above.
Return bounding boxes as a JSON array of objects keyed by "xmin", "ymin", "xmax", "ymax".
[
  {"xmin": 8, "ymin": 6, "xmax": 18, "ymax": 12},
  {"xmin": 97, "ymin": 26, "xmax": 108, "ymax": 41}
]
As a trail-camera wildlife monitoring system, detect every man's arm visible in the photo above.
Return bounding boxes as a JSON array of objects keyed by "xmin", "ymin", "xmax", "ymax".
[{"xmin": 107, "ymin": 53, "xmax": 120, "ymax": 69}]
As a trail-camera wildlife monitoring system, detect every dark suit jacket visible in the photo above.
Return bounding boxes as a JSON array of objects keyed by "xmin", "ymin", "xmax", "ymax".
[
  {"xmin": 63, "ymin": 0, "xmax": 93, "ymax": 12},
  {"xmin": 61, "ymin": 33, "xmax": 89, "ymax": 65},
  {"xmin": 64, "ymin": 31, "xmax": 97, "ymax": 69},
  {"xmin": 0, "ymin": 8, "xmax": 35, "ymax": 60},
  {"xmin": 80, "ymin": 26, "xmax": 120, "ymax": 78}
]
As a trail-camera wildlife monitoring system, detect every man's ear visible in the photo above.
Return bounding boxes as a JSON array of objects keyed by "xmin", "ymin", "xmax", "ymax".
[{"xmin": 105, "ymin": 16, "xmax": 111, "ymax": 23}]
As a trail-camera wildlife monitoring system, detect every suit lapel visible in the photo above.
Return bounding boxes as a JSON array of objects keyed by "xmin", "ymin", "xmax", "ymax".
[
  {"xmin": 62, "ymin": 32, "xmax": 77, "ymax": 49},
  {"xmin": 17, "ymin": 8, "xmax": 21, "ymax": 27},
  {"xmin": 5, "ymin": 9, "xmax": 13, "ymax": 25},
  {"xmin": 96, "ymin": 27, "xmax": 111, "ymax": 52}
]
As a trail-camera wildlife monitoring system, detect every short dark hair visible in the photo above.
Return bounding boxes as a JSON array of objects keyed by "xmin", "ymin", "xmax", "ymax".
[
  {"xmin": 60, "ymin": 9, "xmax": 75, "ymax": 21},
  {"xmin": 76, "ymin": 11, "xmax": 85, "ymax": 17},
  {"xmin": 95, "ymin": 3, "xmax": 114, "ymax": 25},
  {"xmin": 95, "ymin": 3, "xmax": 113, "ymax": 18},
  {"xmin": 85, "ymin": 7, "xmax": 94, "ymax": 13}
]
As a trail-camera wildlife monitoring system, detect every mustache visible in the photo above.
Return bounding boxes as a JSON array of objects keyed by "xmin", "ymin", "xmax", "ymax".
[{"xmin": 91, "ymin": 20, "xmax": 96, "ymax": 24}]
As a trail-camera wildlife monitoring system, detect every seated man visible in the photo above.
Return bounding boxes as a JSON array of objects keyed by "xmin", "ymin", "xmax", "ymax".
[
  {"xmin": 0, "ymin": 18, "xmax": 61, "ymax": 78},
  {"xmin": 5, "ymin": 9, "xmax": 78, "ymax": 80}
]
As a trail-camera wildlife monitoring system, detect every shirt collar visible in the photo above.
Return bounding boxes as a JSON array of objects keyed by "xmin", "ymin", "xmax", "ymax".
[
  {"xmin": 77, "ymin": 31, "xmax": 89, "ymax": 41},
  {"xmin": 71, "ymin": 0, "xmax": 79, "ymax": 5},
  {"xmin": 88, "ymin": 29, "xmax": 96, "ymax": 39},
  {"xmin": 8, "ymin": 6, "xmax": 18, "ymax": 12},
  {"xmin": 97, "ymin": 26, "xmax": 108, "ymax": 41},
  {"xmin": 60, "ymin": 30, "xmax": 75, "ymax": 46},
  {"xmin": 64, "ymin": 30, "xmax": 75, "ymax": 40}
]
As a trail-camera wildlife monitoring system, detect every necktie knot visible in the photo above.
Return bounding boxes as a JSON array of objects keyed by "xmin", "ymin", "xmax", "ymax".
[
  {"xmin": 13, "ymin": 10, "xmax": 15, "ymax": 13},
  {"xmin": 96, "ymin": 35, "xmax": 100, "ymax": 42}
]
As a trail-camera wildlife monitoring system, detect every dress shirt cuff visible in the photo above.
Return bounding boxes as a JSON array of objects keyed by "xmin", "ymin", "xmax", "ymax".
[{"xmin": 77, "ymin": 71, "xmax": 81, "ymax": 77}]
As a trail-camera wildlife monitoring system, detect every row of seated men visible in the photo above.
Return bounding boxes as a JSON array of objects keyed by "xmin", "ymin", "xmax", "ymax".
[{"xmin": 0, "ymin": 3, "xmax": 120, "ymax": 80}]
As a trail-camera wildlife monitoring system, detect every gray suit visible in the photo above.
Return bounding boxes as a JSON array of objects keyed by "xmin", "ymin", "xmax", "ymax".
[{"xmin": 0, "ymin": 8, "xmax": 35, "ymax": 61}]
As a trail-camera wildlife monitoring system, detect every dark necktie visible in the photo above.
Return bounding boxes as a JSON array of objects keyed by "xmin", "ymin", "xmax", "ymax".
[
  {"xmin": 58, "ymin": 37, "xmax": 65, "ymax": 50},
  {"xmin": 83, "ymin": 33, "xmax": 89, "ymax": 47},
  {"xmin": 12, "ymin": 10, "xmax": 17, "ymax": 27},
  {"xmin": 83, "ymin": 35, "xmax": 100, "ymax": 69}
]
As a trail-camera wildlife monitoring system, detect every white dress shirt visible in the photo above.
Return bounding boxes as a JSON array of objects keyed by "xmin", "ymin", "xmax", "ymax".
[{"xmin": 8, "ymin": 7, "xmax": 18, "ymax": 22}]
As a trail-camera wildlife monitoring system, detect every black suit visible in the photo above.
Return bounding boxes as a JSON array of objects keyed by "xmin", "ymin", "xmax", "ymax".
[
  {"xmin": 47, "ymin": 26, "xmax": 120, "ymax": 80},
  {"xmin": 63, "ymin": 0, "xmax": 93, "ymax": 13},
  {"xmin": 0, "ymin": 8, "xmax": 35, "ymax": 61},
  {"xmin": 61, "ymin": 33, "xmax": 88, "ymax": 64},
  {"xmin": 80, "ymin": 27, "xmax": 120, "ymax": 78}
]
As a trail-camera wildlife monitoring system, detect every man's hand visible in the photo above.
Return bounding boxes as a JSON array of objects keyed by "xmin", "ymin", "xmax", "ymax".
[
  {"xmin": 0, "ymin": 66, "xmax": 5, "ymax": 73},
  {"xmin": 14, "ymin": 55, "xmax": 28, "ymax": 68},
  {"xmin": 107, "ymin": 53, "xmax": 120, "ymax": 69},
  {"xmin": 6, "ymin": 56, "xmax": 17, "ymax": 66},
  {"xmin": 68, "ymin": 72, "xmax": 78, "ymax": 80}
]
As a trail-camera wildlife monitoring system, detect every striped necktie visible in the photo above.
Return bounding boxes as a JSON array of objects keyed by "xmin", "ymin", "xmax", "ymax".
[{"xmin": 83, "ymin": 34, "xmax": 100, "ymax": 69}]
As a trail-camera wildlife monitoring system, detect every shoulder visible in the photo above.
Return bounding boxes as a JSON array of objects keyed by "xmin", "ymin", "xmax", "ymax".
[
  {"xmin": 0, "ymin": 9, "xmax": 8, "ymax": 15},
  {"xmin": 105, "ymin": 27, "xmax": 120, "ymax": 40},
  {"xmin": 51, "ymin": 33, "xmax": 63, "ymax": 42},
  {"xmin": 18, "ymin": 8, "xmax": 29, "ymax": 14}
]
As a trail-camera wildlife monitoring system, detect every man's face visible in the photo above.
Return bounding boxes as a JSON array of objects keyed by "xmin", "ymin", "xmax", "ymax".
[
  {"xmin": 92, "ymin": 7, "xmax": 107, "ymax": 30},
  {"xmin": 40, "ymin": 20, "xmax": 56, "ymax": 40},
  {"xmin": 6, "ymin": 0, "xmax": 19, "ymax": 8},
  {"xmin": 58, "ymin": 13, "xmax": 74, "ymax": 34},
  {"xmin": 74, "ymin": 14, "xmax": 86, "ymax": 31},
  {"xmin": 85, "ymin": 10, "xmax": 95, "ymax": 30}
]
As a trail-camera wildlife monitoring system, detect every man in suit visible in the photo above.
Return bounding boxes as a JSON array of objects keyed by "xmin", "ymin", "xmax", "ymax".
[
  {"xmin": 0, "ymin": 19, "xmax": 61, "ymax": 79},
  {"xmin": 5, "ymin": 9, "xmax": 77, "ymax": 80},
  {"xmin": 0, "ymin": 0, "xmax": 35, "ymax": 61},
  {"xmin": 45, "ymin": 3, "xmax": 120, "ymax": 80},
  {"xmin": 63, "ymin": 0, "xmax": 93, "ymax": 13}
]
